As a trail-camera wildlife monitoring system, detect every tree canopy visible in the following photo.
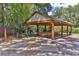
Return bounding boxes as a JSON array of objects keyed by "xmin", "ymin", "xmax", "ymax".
[
  {"xmin": 0, "ymin": 3, "xmax": 79, "ymax": 33},
  {"xmin": 53, "ymin": 3, "xmax": 79, "ymax": 27}
]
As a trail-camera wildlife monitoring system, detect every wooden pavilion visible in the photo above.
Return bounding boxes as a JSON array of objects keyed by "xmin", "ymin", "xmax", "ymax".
[{"xmin": 24, "ymin": 11, "xmax": 73, "ymax": 40}]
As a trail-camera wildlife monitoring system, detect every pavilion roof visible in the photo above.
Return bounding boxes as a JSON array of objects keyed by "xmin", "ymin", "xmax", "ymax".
[{"xmin": 24, "ymin": 11, "xmax": 73, "ymax": 26}]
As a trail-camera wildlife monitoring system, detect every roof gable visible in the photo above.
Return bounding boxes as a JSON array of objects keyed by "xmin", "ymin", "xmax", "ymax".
[{"xmin": 26, "ymin": 11, "xmax": 51, "ymax": 23}]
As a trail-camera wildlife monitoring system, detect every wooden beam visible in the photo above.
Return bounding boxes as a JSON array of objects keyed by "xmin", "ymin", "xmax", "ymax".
[
  {"xmin": 51, "ymin": 23, "xmax": 55, "ymax": 40},
  {"xmin": 61, "ymin": 25, "xmax": 64, "ymax": 38}
]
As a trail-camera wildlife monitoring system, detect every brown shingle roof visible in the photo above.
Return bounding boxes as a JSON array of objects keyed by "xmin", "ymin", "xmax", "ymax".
[{"xmin": 24, "ymin": 11, "xmax": 73, "ymax": 26}]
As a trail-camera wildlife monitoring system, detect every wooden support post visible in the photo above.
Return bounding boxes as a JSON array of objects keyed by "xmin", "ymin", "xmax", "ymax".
[
  {"xmin": 70, "ymin": 26, "xmax": 72, "ymax": 35},
  {"xmin": 67, "ymin": 25, "xmax": 69, "ymax": 36},
  {"xmin": 61, "ymin": 25, "xmax": 64, "ymax": 38},
  {"xmin": 51, "ymin": 23, "xmax": 55, "ymax": 40},
  {"xmin": 44, "ymin": 25, "xmax": 46, "ymax": 32},
  {"xmin": 4, "ymin": 28, "xmax": 7, "ymax": 41},
  {"xmin": 37, "ymin": 25, "xmax": 39, "ymax": 34}
]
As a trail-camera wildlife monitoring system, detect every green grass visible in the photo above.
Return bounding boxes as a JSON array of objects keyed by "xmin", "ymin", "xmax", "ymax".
[{"xmin": 72, "ymin": 27, "xmax": 79, "ymax": 33}]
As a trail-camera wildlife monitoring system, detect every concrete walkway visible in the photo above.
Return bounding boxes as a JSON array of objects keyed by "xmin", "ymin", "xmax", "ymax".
[{"xmin": 0, "ymin": 34, "xmax": 79, "ymax": 56}]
